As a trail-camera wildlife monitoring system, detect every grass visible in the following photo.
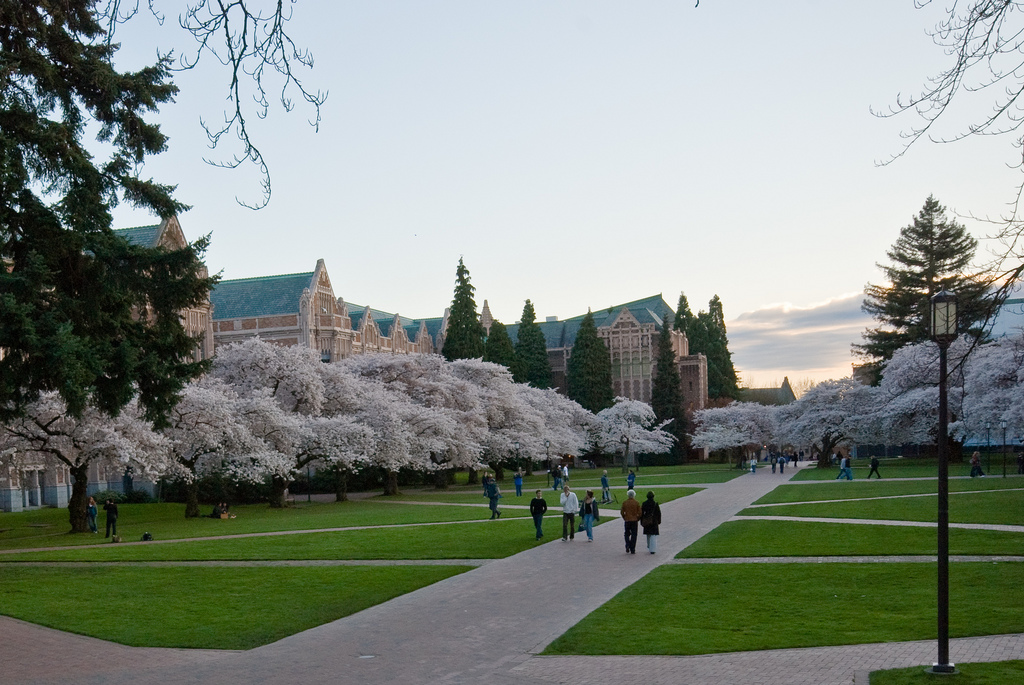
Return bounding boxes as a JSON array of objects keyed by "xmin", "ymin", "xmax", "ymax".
[
  {"xmin": 1, "ymin": 516, "xmax": 591, "ymax": 561},
  {"xmin": 754, "ymin": 478, "xmax": 1023, "ymax": 505},
  {"xmin": 0, "ymin": 564, "xmax": 470, "ymax": 649},
  {"xmin": 790, "ymin": 460, "xmax": 1022, "ymax": 481},
  {"xmin": 542, "ymin": 563, "xmax": 1024, "ymax": 656},
  {"xmin": 870, "ymin": 660, "xmax": 1024, "ymax": 684},
  {"xmin": 0, "ymin": 488, "xmax": 700, "ymax": 551},
  {"xmin": 738, "ymin": 489, "xmax": 1024, "ymax": 526},
  {"xmin": 676, "ymin": 520, "xmax": 1024, "ymax": 558}
]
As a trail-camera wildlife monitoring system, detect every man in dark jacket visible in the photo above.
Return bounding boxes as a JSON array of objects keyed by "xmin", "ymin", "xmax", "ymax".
[
  {"xmin": 529, "ymin": 490, "xmax": 547, "ymax": 540},
  {"xmin": 103, "ymin": 499, "xmax": 119, "ymax": 538}
]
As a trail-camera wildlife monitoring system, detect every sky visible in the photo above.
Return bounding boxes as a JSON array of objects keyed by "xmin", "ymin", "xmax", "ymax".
[{"xmin": 107, "ymin": 1, "xmax": 1022, "ymax": 388}]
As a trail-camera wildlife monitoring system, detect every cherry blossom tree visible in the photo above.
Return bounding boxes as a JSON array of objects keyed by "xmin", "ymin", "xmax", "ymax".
[
  {"xmin": 954, "ymin": 332, "xmax": 1024, "ymax": 442},
  {"xmin": 691, "ymin": 401, "xmax": 777, "ymax": 465},
  {"xmin": 593, "ymin": 397, "xmax": 675, "ymax": 467},
  {"xmin": 775, "ymin": 379, "xmax": 875, "ymax": 467},
  {"xmin": 160, "ymin": 380, "xmax": 279, "ymax": 517},
  {"xmin": 2, "ymin": 393, "xmax": 171, "ymax": 531}
]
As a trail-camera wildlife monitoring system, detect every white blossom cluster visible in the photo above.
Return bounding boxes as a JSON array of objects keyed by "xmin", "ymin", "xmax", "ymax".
[
  {"xmin": 691, "ymin": 331, "xmax": 1024, "ymax": 458},
  {"xmin": 2, "ymin": 339, "xmax": 678, "ymax": 492}
]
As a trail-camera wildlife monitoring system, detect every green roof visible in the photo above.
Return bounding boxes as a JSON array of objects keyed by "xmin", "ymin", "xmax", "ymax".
[
  {"xmin": 113, "ymin": 224, "xmax": 162, "ymax": 248},
  {"xmin": 210, "ymin": 272, "xmax": 314, "ymax": 320},
  {"xmin": 506, "ymin": 295, "xmax": 674, "ymax": 349}
]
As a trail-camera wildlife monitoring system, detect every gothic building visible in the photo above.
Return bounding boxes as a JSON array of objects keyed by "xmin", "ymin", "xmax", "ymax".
[
  {"xmin": 504, "ymin": 295, "xmax": 709, "ymax": 411},
  {"xmin": 209, "ymin": 259, "xmax": 446, "ymax": 359}
]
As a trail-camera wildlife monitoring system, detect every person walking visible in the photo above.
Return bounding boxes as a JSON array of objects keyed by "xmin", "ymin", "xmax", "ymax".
[
  {"xmin": 600, "ymin": 470, "xmax": 611, "ymax": 503},
  {"xmin": 626, "ymin": 469, "xmax": 636, "ymax": 490},
  {"xmin": 749, "ymin": 457, "xmax": 757, "ymax": 474},
  {"xmin": 620, "ymin": 489, "xmax": 642, "ymax": 554},
  {"xmin": 835, "ymin": 455, "xmax": 853, "ymax": 480},
  {"xmin": 86, "ymin": 496, "xmax": 98, "ymax": 534},
  {"xmin": 552, "ymin": 466, "xmax": 562, "ymax": 491},
  {"xmin": 868, "ymin": 456, "xmax": 882, "ymax": 479},
  {"xmin": 778, "ymin": 455, "xmax": 785, "ymax": 475},
  {"xmin": 580, "ymin": 490, "xmax": 600, "ymax": 542},
  {"xmin": 640, "ymin": 491, "xmax": 661, "ymax": 554},
  {"xmin": 529, "ymin": 490, "xmax": 547, "ymax": 540},
  {"xmin": 559, "ymin": 484, "xmax": 579, "ymax": 541},
  {"xmin": 970, "ymin": 451, "xmax": 985, "ymax": 478},
  {"xmin": 103, "ymin": 498, "xmax": 118, "ymax": 538},
  {"xmin": 562, "ymin": 463, "xmax": 570, "ymax": 484},
  {"xmin": 513, "ymin": 469, "xmax": 524, "ymax": 497},
  {"xmin": 771, "ymin": 454, "xmax": 777, "ymax": 473},
  {"xmin": 1017, "ymin": 453, "xmax": 1023, "ymax": 475},
  {"xmin": 484, "ymin": 475, "xmax": 502, "ymax": 519}
]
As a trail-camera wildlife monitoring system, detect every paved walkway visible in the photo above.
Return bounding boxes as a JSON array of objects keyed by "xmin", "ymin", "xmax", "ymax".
[{"xmin": 3, "ymin": 468, "xmax": 1023, "ymax": 685}]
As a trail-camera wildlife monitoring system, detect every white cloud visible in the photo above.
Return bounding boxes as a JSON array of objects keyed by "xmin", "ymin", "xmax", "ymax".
[{"xmin": 726, "ymin": 294, "xmax": 873, "ymax": 387}]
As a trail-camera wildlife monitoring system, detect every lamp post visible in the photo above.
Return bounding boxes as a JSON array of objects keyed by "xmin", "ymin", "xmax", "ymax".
[
  {"xmin": 1001, "ymin": 420, "xmax": 1008, "ymax": 478},
  {"xmin": 928, "ymin": 290, "xmax": 958, "ymax": 675},
  {"xmin": 544, "ymin": 439, "xmax": 551, "ymax": 487},
  {"xmin": 985, "ymin": 422, "xmax": 992, "ymax": 474},
  {"xmin": 513, "ymin": 440, "xmax": 521, "ymax": 472}
]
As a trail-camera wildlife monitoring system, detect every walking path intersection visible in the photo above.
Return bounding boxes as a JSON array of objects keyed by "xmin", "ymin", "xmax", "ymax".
[{"xmin": 2, "ymin": 464, "xmax": 1022, "ymax": 684}]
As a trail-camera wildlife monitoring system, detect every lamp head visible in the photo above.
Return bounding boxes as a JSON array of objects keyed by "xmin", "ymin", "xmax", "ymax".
[{"xmin": 930, "ymin": 290, "xmax": 958, "ymax": 344}]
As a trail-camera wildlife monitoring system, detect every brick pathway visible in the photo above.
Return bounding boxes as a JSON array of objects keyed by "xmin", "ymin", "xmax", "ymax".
[{"xmin": 3, "ymin": 467, "xmax": 1022, "ymax": 685}]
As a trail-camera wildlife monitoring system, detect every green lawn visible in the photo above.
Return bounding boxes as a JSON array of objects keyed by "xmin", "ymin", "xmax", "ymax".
[
  {"xmin": 739, "ymin": 489, "xmax": 1024, "ymax": 526},
  {"xmin": 0, "ymin": 501, "xmax": 512, "ymax": 550},
  {"xmin": 542, "ymin": 563, "xmax": 1024, "ymax": 656},
  {"xmin": 790, "ymin": 461, "xmax": 1019, "ymax": 481},
  {"xmin": 1, "ymin": 516, "xmax": 579, "ymax": 561},
  {"xmin": 755, "ymin": 479, "xmax": 1023, "ymax": 505},
  {"xmin": 0, "ymin": 564, "xmax": 470, "ymax": 649},
  {"xmin": 871, "ymin": 660, "xmax": 1024, "ymax": 684},
  {"xmin": 677, "ymin": 520, "xmax": 1024, "ymax": 558}
]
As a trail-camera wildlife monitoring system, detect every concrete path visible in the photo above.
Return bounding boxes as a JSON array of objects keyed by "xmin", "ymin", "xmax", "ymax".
[{"xmin": 4, "ymin": 469, "xmax": 1023, "ymax": 685}]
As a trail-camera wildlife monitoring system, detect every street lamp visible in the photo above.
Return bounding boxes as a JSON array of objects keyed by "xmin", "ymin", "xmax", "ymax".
[
  {"xmin": 1001, "ymin": 420, "xmax": 1008, "ymax": 478},
  {"xmin": 929, "ymin": 290, "xmax": 958, "ymax": 675},
  {"xmin": 544, "ymin": 439, "xmax": 550, "ymax": 486},
  {"xmin": 985, "ymin": 422, "xmax": 992, "ymax": 473},
  {"xmin": 513, "ymin": 440, "xmax": 520, "ymax": 472}
]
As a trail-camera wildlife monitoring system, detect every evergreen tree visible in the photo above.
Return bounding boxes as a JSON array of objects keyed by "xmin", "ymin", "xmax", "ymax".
[
  {"xmin": 483, "ymin": 320, "xmax": 517, "ymax": 369},
  {"xmin": 855, "ymin": 195, "xmax": 991, "ymax": 382},
  {"xmin": 674, "ymin": 292, "xmax": 695, "ymax": 336},
  {"xmin": 651, "ymin": 316, "xmax": 686, "ymax": 459},
  {"xmin": 512, "ymin": 300, "xmax": 552, "ymax": 388},
  {"xmin": 0, "ymin": 2, "xmax": 216, "ymax": 426},
  {"xmin": 442, "ymin": 258, "xmax": 485, "ymax": 361},
  {"xmin": 687, "ymin": 296, "xmax": 740, "ymax": 401},
  {"xmin": 566, "ymin": 310, "xmax": 613, "ymax": 412}
]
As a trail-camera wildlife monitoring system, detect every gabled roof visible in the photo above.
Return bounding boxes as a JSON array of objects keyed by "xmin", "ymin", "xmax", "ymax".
[
  {"xmin": 506, "ymin": 295, "xmax": 674, "ymax": 349},
  {"xmin": 739, "ymin": 378, "xmax": 797, "ymax": 406},
  {"xmin": 113, "ymin": 224, "xmax": 162, "ymax": 248},
  {"xmin": 210, "ymin": 272, "xmax": 314, "ymax": 320}
]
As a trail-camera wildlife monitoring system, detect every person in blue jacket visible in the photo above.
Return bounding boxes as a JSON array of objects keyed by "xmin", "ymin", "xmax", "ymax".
[{"xmin": 600, "ymin": 470, "xmax": 611, "ymax": 503}]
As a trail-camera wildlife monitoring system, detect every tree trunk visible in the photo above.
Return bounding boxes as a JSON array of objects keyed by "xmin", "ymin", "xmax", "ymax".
[
  {"xmin": 67, "ymin": 464, "xmax": 90, "ymax": 533},
  {"xmin": 333, "ymin": 467, "xmax": 348, "ymax": 502},
  {"xmin": 491, "ymin": 464, "xmax": 505, "ymax": 481},
  {"xmin": 433, "ymin": 468, "xmax": 451, "ymax": 490},
  {"xmin": 466, "ymin": 468, "xmax": 478, "ymax": 485},
  {"xmin": 383, "ymin": 470, "xmax": 399, "ymax": 496},
  {"xmin": 269, "ymin": 475, "xmax": 289, "ymax": 508},
  {"xmin": 184, "ymin": 480, "xmax": 201, "ymax": 518}
]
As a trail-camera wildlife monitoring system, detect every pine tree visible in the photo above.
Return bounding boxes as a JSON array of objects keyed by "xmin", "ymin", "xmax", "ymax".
[
  {"xmin": 0, "ymin": 2, "xmax": 216, "ymax": 426},
  {"xmin": 566, "ymin": 310, "xmax": 613, "ymax": 412},
  {"xmin": 512, "ymin": 300, "xmax": 552, "ymax": 388},
  {"xmin": 674, "ymin": 293, "xmax": 695, "ymax": 335},
  {"xmin": 651, "ymin": 317, "xmax": 686, "ymax": 459},
  {"xmin": 483, "ymin": 320, "xmax": 517, "ymax": 369},
  {"xmin": 855, "ymin": 196, "xmax": 991, "ymax": 382},
  {"xmin": 442, "ymin": 258, "xmax": 485, "ymax": 361},
  {"xmin": 687, "ymin": 296, "xmax": 740, "ymax": 401}
]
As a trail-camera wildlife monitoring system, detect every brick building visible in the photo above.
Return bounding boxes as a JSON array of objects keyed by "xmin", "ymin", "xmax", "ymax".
[{"xmin": 504, "ymin": 295, "xmax": 708, "ymax": 412}]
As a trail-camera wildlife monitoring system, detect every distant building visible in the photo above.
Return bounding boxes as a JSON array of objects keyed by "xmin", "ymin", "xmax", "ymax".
[
  {"xmin": 506, "ymin": 295, "xmax": 709, "ymax": 411},
  {"xmin": 739, "ymin": 377, "xmax": 797, "ymax": 405},
  {"xmin": 209, "ymin": 259, "xmax": 444, "ymax": 359}
]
